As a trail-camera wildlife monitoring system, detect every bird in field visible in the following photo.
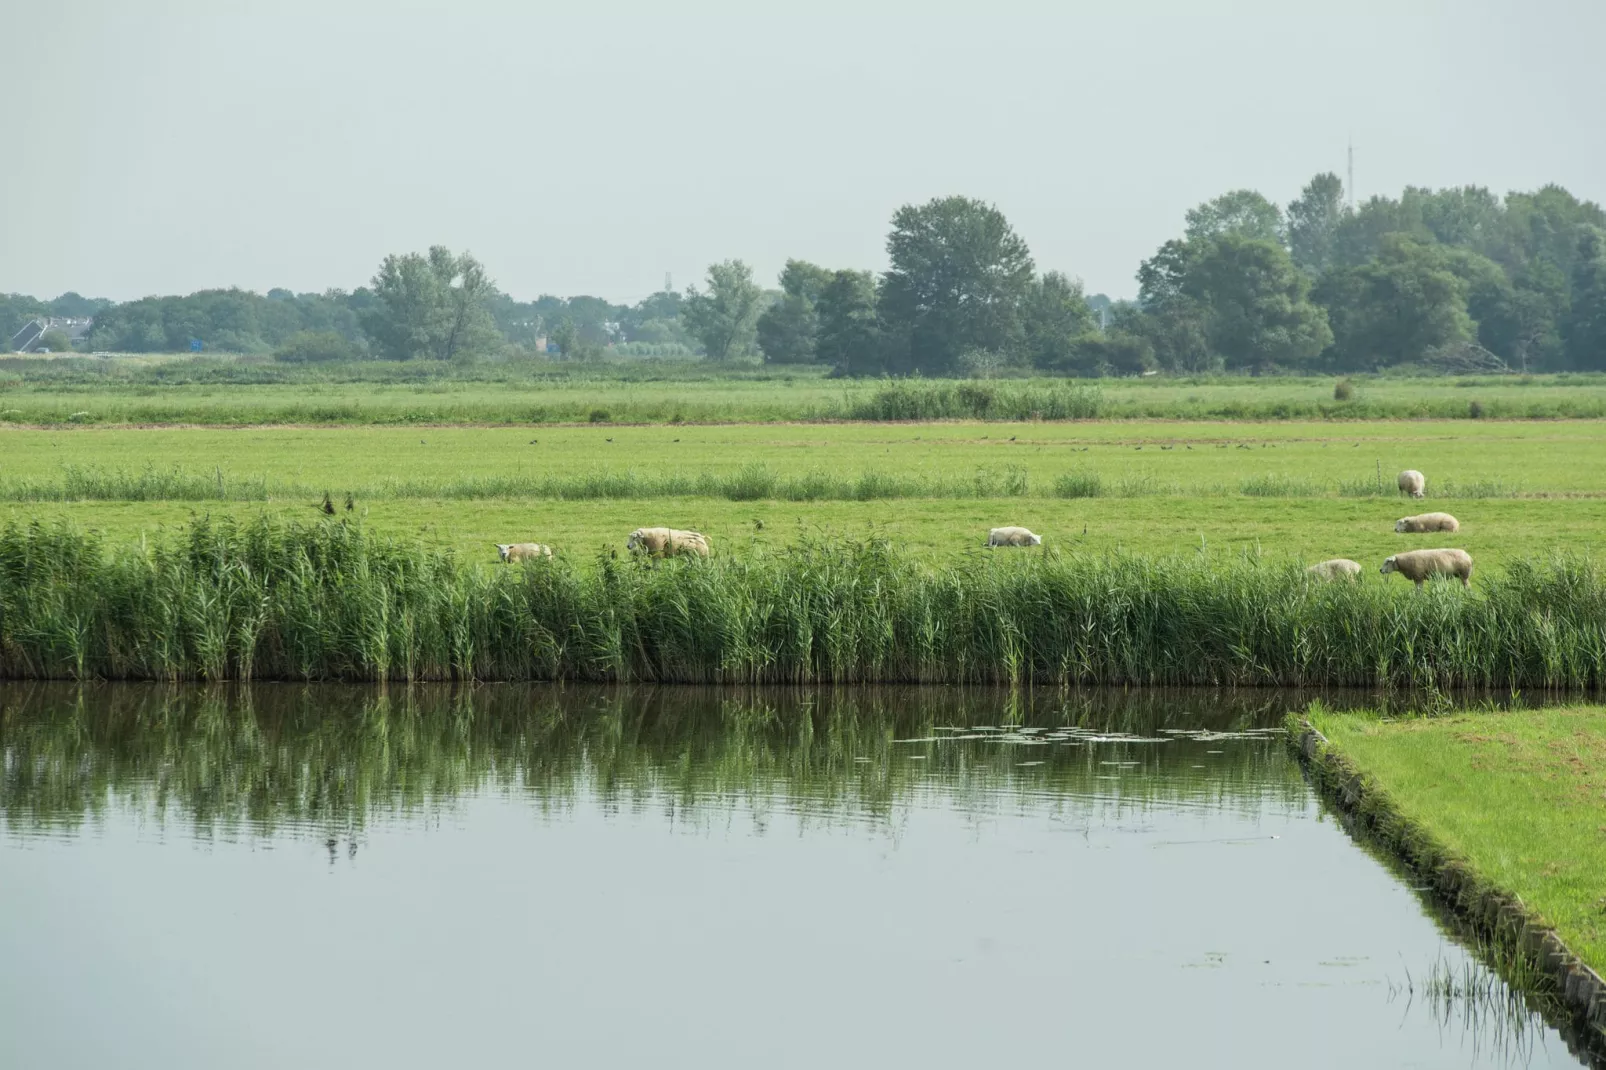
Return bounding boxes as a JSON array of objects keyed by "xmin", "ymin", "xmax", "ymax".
[
  {"xmin": 529, "ymin": 439, "xmax": 537, "ymax": 444},
  {"xmin": 420, "ymin": 439, "xmax": 426, "ymax": 445},
  {"xmin": 754, "ymin": 519, "xmax": 765, "ymax": 531},
  {"xmin": 606, "ymin": 437, "xmax": 614, "ymax": 442},
  {"xmin": 1186, "ymin": 445, "xmax": 1193, "ymax": 450},
  {"xmin": 1009, "ymin": 436, "xmax": 1016, "ymax": 441},
  {"xmin": 673, "ymin": 439, "xmax": 679, "ymax": 443},
  {"xmin": 1161, "ymin": 445, "xmax": 1173, "ymax": 450},
  {"xmin": 1135, "ymin": 446, "xmax": 1142, "ymax": 450}
]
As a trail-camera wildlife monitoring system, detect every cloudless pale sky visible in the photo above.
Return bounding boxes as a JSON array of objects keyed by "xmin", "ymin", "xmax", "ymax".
[{"xmin": 3, "ymin": 0, "xmax": 1603, "ymax": 304}]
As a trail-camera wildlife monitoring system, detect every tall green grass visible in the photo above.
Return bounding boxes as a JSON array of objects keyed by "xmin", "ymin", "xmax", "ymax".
[{"xmin": 3, "ymin": 517, "xmax": 1604, "ymax": 687}]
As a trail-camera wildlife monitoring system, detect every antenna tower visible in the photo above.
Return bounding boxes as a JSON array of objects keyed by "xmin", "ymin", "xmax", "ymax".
[
  {"xmin": 1347, "ymin": 136, "xmax": 1355, "ymax": 210},
  {"xmin": 664, "ymin": 272, "xmax": 673, "ymax": 293}
]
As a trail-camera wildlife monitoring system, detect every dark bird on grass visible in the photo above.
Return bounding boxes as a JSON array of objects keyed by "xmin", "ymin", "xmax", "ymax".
[
  {"xmin": 420, "ymin": 439, "xmax": 426, "ymax": 445},
  {"xmin": 529, "ymin": 439, "xmax": 537, "ymax": 445},
  {"xmin": 1161, "ymin": 445, "xmax": 1173, "ymax": 451},
  {"xmin": 673, "ymin": 439, "xmax": 679, "ymax": 443},
  {"xmin": 320, "ymin": 492, "xmax": 335, "ymax": 516},
  {"xmin": 754, "ymin": 519, "xmax": 765, "ymax": 531},
  {"xmin": 1186, "ymin": 445, "xmax": 1193, "ymax": 450},
  {"xmin": 1082, "ymin": 523, "xmax": 1087, "ymax": 536},
  {"xmin": 1135, "ymin": 446, "xmax": 1142, "ymax": 450},
  {"xmin": 344, "ymin": 493, "xmax": 354, "ymax": 512},
  {"xmin": 606, "ymin": 437, "xmax": 614, "ymax": 443},
  {"xmin": 1009, "ymin": 436, "xmax": 1016, "ymax": 441}
]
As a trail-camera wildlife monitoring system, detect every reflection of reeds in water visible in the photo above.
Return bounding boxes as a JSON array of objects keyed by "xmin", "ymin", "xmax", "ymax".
[
  {"xmin": 1389, "ymin": 944, "xmax": 1562, "ymax": 1069},
  {"xmin": 4, "ymin": 517, "xmax": 1606, "ymax": 687},
  {"xmin": 0, "ymin": 683, "xmax": 1333, "ymax": 839}
]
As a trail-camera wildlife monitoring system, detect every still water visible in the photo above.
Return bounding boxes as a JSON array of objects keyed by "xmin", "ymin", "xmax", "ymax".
[{"xmin": 0, "ymin": 684, "xmax": 1592, "ymax": 1069}]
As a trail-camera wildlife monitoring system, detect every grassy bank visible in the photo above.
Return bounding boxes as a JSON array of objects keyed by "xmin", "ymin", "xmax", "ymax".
[
  {"xmin": 1306, "ymin": 705, "xmax": 1606, "ymax": 977},
  {"xmin": 3, "ymin": 516, "xmax": 1605, "ymax": 686}
]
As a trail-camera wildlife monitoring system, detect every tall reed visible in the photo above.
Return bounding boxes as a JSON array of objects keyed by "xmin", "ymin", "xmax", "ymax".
[{"xmin": 2, "ymin": 517, "xmax": 1603, "ymax": 687}]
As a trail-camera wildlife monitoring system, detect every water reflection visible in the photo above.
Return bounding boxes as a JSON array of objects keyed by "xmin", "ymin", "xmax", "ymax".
[{"xmin": 0, "ymin": 684, "xmax": 1595, "ymax": 1070}]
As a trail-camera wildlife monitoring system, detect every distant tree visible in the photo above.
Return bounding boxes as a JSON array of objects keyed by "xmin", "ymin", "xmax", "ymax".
[
  {"xmin": 1179, "ymin": 234, "xmax": 1331, "ymax": 372},
  {"xmin": 0, "ymin": 294, "xmax": 49, "ymax": 344},
  {"xmin": 46, "ymin": 292, "xmax": 111, "ymax": 319},
  {"xmin": 1565, "ymin": 226, "xmax": 1606, "ymax": 371},
  {"xmin": 549, "ymin": 317, "xmax": 579, "ymax": 360},
  {"xmin": 879, "ymin": 196, "xmax": 1035, "ymax": 375},
  {"xmin": 1330, "ymin": 194, "xmax": 1432, "ymax": 269},
  {"xmin": 814, "ymin": 269, "xmax": 882, "ymax": 376},
  {"xmin": 1019, "ymin": 272, "xmax": 1096, "ymax": 372},
  {"xmin": 1417, "ymin": 186, "xmax": 1504, "ymax": 252},
  {"xmin": 1185, "ymin": 189, "xmax": 1285, "ymax": 246},
  {"xmin": 362, "ymin": 246, "xmax": 499, "ymax": 361},
  {"xmin": 682, "ymin": 260, "xmax": 763, "ymax": 361},
  {"xmin": 756, "ymin": 259, "xmax": 834, "ymax": 364},
  {"xmin": 1286, "ymin": 173, "xmax": 1346, "ymax": 276},
  {"xmin": 1065, "ymin": 332, "xmax": 1156, "ymax": 377},
  {"xmin": 37, "ymin": 328, "xmax": 74, "ymax": 352},
  {"xmin": 619, "ymin": 291, "xmax": 691, "ymax": 347},
  {"xmin": 1315, "ymin": 237, "xmax": 1471, "ymax": 370}
]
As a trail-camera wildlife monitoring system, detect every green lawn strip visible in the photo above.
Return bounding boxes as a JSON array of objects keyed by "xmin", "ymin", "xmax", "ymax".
[
  {"xmin": 1309, "ymin": 706, "xmax": 1606, "ymax": 974},
  {"xmin": 9, "ymin": 495, "xmax": 1606, "ymax": 571}
]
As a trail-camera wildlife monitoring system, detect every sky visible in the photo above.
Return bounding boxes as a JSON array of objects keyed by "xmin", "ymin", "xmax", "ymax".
[{"xmin": 3, "ymin": 0, "xmax": 1604, "ymax": 305}]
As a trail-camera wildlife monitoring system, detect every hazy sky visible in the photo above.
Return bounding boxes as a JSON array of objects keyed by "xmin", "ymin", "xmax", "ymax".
[{"xmin": 3, "ymin": 0, "xmax": 1604, "ymax": 304}]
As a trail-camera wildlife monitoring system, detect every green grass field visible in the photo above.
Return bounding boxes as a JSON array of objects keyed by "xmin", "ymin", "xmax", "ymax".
[
  {"xmin": 1310, "ymin": 706, "xmax": 1606, "ymax": 974},
  {"xmin": 2, "ymin": 419, "xmax": 1604, "ymax": 572},
  {"xmin": 4, "ymin": 360, "xmax": 1606, "ymax": 425}
]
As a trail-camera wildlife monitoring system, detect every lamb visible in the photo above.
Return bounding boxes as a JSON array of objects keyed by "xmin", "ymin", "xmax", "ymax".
[
  {"xmin": 1395, "ymin": 512, "xmax": 1460, "ymax": 534},
  {"xmin": 1397, "ymin": 470, "xmax": 1426, "ymax": 499},
  {"xmin": 496, "ymin": 542, "xmax": 553, "ymax": 562},
  {"xmin": 987, "ymin": 526, "xmax": 1043, "ymax": 548},
  {"xmin": 1380, "ymin": 548, "xmax": 1473, "ymax": 588},
  {"xmin": 1307, "ymin": 558, "xmax": 1362, "ymax": 581},
  {"xmin": 627, "ymin": 527, "xmax": 711, "ymax": 558}
]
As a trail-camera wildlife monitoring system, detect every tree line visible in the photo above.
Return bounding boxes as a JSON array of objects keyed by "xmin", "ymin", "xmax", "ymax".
[{"xmin": 6, "ymin": 175, "xmax": 1604, "ymax": 374}]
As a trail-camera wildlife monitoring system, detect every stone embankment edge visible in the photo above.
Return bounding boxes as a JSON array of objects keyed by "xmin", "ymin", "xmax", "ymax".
[{"xmin": 1290, "ymin": 717, "xmax": 1606, "ymax": 1052}]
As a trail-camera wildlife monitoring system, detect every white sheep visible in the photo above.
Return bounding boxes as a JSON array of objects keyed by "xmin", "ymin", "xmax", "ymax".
[
  {"xmin": 987, "ymin": 526, "xmax": 1043, "ymax": 548},
  {"xmin": 1307, "ymin": 559, "xmax": 1362, "ymax": 581},
  {"xmin": 1395, "ymin": 512, "xmax": 1460, "ymax": 534},
  {"xmin": 1380, "ymin": 548, "xmax": 1473, "ymax": 588},
  {"xmin": 627, "ymin": 527, "xmax": 711, "ymax": 558},
  {"xmin": 1397, "ymin": 470, "xmax": 1426, "ymax": 499},
  {"xmin": 496, "ymin": 543, "xmax": 553, "ymax": 562}
]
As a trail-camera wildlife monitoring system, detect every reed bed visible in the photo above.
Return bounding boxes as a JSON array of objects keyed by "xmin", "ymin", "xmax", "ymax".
[{"xmin": 2, "ymin": 517, "xmax": 1603, "ymax": 687}]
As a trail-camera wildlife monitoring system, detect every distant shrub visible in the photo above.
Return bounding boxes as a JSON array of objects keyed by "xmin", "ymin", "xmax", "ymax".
[
  {"xmin": 1469, "ymin": 399, "xmax": 1485, "ymax": 419},
  {"xmin": 1333, "ymin": 379, "xmax": 1354, "ymax": 402},
  {"xmin": 37, "ymin": 329, "xmax": 75, "ymax": 353},
  {"xmin": 274, "ymin": 331, "xmax": 362, "ymax": 363},
  {"xmin": 1053, "ymin": 471, "xmax": 1103, "ymax": 498},
  {"xmin": 588, "ymin": 409, "xmax": 611, "ymax": 423}
]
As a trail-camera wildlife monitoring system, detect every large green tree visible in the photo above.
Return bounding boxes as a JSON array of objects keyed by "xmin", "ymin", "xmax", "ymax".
[
  {"xmin": 814, "ymin": 270, "xmax": 881, "ymax": 376},
  {"xmin": 755, "ymin": 259, "xmax": 834, "ymax": 364},
  {"xmin": 1315, "ymin": 237, "xmax": 1472, "ymax": 370},
  {"xmin": 1179, "ymin": 234, "xmax": 1331, "ymax": 372},
  {"xmin": 362, "ymin": 246, "xmax": 498, "ymax": 361},
  {"xmin": 878, "ymin": 196, "xmax": 1035, "ymax": 375},
  {"xmin": 1565, "ymin": 226, "xmax": 1606, "ymax": 371},
  {"xmin": 1184, "ymin": 189, "xmax": 1285, "ymax": 246},
  {"xmin": 1286, "ymin": 173, "xmax": 1346, "ymax": 276},
  {"xmin": 681, "ymin": 260, "xmax": 763, "ymax": 361},
  {"xmin": 1019, "ymin": 271, "xmax": 1096, "ymax": 372}
]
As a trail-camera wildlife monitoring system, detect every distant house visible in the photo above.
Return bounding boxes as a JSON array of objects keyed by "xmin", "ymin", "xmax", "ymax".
[{"xmin": 9, "ymin": 317, "xmax": 94, "ymax": 353}]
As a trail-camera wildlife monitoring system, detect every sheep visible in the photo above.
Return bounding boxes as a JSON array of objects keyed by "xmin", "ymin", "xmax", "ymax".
[
  {"xmin": 627, "ymin": 527, "xmax": 711, "ymax": 558},
  {"xmin": 1395, "ymin": 512, "xmax": 1460, "ymax": 534},
  {"xmin": 496, "ymin": 543, "xmax": 553, "ymax": 562},
  {"xmin": 1397, "ymin": 470, "xmax": 1426, "ymax": 499},
  {"xmin": 1380, "ymin": 548, "xmax": 1473, "ymax": 589},
  {"xmin": 1307, "ymin": 558, "xmax": 1362, "ymax": 581},
  {"xmin": 987, "ymin": 526, "xmax": 1042, "ymax": 548}
]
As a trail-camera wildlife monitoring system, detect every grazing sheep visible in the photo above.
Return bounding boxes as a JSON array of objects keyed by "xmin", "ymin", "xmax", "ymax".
[
  {"xmin": 1307, "ymin": 559, "xmax": 1362, "ymax": 581},
  {"xmin": 987, "ymin": 526, "xmax": 1042, "ymax": 548},
  {"xmin": 1395, "ymin": 512, "xmax": 1460, "ymax": 534},
  {"xmin": 1398, "ymin": 470, "xmax": 1426, "ymax": 499},
  {"xmin": 496, "ymin": 543, "xmax": 553, "ymax": 562},
  {"xmin": 627, "ymin": 527, "xmax": 711, "ymax": 558},
  {"xmin": 1381, "ymin": 548, "xmax": 1474, "ymax": 588}
]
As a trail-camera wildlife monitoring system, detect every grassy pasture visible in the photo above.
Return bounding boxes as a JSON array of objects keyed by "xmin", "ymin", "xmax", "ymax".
[
  {"xmin": 0, "ymin": 420, "xmax": 1603, "ymax": 574},
  {"xmin": 1310, "ymin": 705, "xmax": 1606, "ymax": 973},
  {"xmin": 4, "ymin": 362, "xmax": 1606, "ymax": 425}
]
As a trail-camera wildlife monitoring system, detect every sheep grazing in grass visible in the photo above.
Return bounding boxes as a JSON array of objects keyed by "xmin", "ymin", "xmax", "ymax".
[
  {"xmin": 627, "ymin": 527, "xmax": 710, "ymax": 558},
  {"xmin": 1381, "ymin": 548, "xmax": 1474, "ymax": 588},
  {"xmin": 496, "ymin": 543, "xmax": 553, "ymax": 562},
  {"xmin": 987, "ymin": 526, "xmax": 1042, "ymax": 548},
  {"xmin": 1398, "ymin": 470, "xmax": 1426, "ymax": 499},
  {"xmin": 1395, "ymin": 512, "xmax": 1460, "ymax": 534},
  {"xmin": 1307, "ymin": 558, "xmax": 1362, "ymax": 581}
]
